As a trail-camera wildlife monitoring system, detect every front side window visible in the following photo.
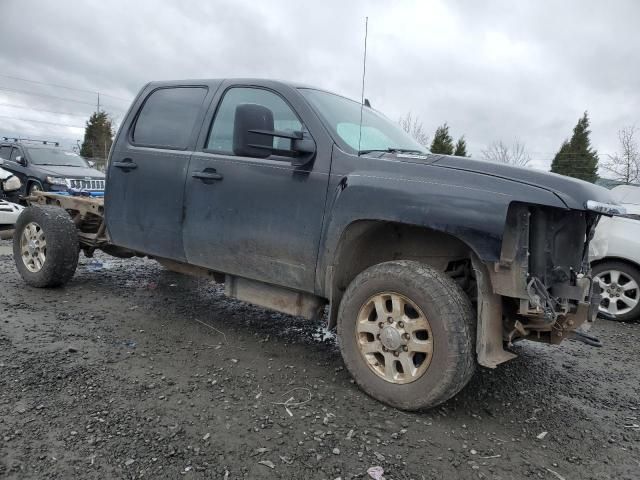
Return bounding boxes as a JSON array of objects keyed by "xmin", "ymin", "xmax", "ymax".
[
  {"xmin": 300, "ymin": 88, "xmax": 426, "ymax": 154},
  {"xmin": 206, "ymin": 87, "xmax": 302, "ymax": 155},
  {"xmin": 133, "ymin": 87, "xmax": 208, "ymax": 149},
  {"xmin": 26, "ymin": 148, "xmax": 87, "ymax": 167}
]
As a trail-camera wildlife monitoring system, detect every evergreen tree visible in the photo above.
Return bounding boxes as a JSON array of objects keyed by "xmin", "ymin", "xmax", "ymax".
[
  {"xmin": 430, "ymin": 123, "xmax": 454, "ymax": 154},
  {"xmin": 550, "ymin": 112, "xmax": 599, "ymax": 183},
  {"xmin": 80, "ymin": 111, "xmax": 114, "ymax": 159},
  {"xmin": 453, "ymin": 136, "xmax": 468, "ymax": 157}
]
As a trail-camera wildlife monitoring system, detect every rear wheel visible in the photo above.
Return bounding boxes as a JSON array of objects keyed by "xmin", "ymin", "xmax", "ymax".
[
  {"xmin": 337, "ymin": 260, "xmax": 475, "ymax": 410},
  {"xmin": 13, "ymin": 205, "xmax": 79, "ymax": 287},
  {"xmin": 593, "ymin": 260, "xmax": 640, "ymax": 322}
]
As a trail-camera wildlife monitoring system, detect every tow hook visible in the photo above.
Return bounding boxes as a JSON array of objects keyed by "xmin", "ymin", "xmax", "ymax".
[{"xmin": 569, "ymin": 330, "xmax": 603, "ymax": 348}]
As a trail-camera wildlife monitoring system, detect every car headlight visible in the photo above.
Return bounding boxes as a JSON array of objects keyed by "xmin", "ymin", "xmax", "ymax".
[
  {"xmin": 585, "ymin": 200, "xmax": 627, "ymax": 216},
  {"xmin": 2, "ymin": 175, "xmax": 21, "ymax": 192},
  {"xmin": 46, "ymin": 176, "xmax": 68, "ymax": 186}
]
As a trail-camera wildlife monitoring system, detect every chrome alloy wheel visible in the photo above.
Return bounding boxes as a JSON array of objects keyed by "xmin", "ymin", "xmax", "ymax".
[
  {"xmin": 20, "ymin": 222, "xmax": 47, "ymax": 273},
  {"xmin": 596, "ymin": 269, "xmax": 639, "ymax": 316},
  {"xmin": 355, "ymin": 292, "xmax": 433, "ymax": 384}
]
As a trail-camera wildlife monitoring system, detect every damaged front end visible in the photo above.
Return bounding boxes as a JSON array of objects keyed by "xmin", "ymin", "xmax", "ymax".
[{"xmin": 478, "ymin": 202, "xmax": 618, "ymax": 368}]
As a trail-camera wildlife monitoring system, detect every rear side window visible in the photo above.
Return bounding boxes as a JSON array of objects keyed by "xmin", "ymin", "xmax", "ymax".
[
  {"xmin": 132, "ymin": 87, "xmax": 207, "ymax": 149},
  {"xmin": 0, "ymin": 146, "xmax": 11, "ymax": 159}
]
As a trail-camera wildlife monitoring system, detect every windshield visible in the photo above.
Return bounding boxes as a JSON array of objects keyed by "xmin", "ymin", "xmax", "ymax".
[
  {"xmin": 300, "ymin": 89, "xmax": 427, "ymax": 154},
  {"xmin": 26, "ymin": 147, "xmax": 88, "ymax": 167}
]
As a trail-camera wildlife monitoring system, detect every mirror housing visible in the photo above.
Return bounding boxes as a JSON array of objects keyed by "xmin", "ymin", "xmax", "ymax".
[
  {"xmin": 15, "ymin": 156, "xmax": 26, "ymax": 166},
  {"xmin": 87, "ymin": 160, "xmax": 96, "ymax": 168},
  {"xmin": 233, "ymin": 103, "xmax": 274, "ymax": 159},
  {"xmin": 233, "ymin": 103, "xmax": 316, "ymax": 166}
]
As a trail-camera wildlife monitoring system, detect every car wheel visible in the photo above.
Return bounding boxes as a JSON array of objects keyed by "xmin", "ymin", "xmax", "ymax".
[
  {"xmin": 337, "ymin": 260, "xmax": 475, "ymax": 411},
  {"xmin": 28, "ymin": 182, "xmax": 42, "ymax": 195},
  {"xmin": 12, "ymin": 205, "xmax": 79, "ymax": 288},
  {"xmin": 593, "ymin": 260, "xmax": 640, "ymax": 322}
]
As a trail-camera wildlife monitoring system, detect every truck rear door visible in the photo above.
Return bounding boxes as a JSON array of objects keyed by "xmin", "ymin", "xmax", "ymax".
[
  {"xmin": 183, "ymin": 82, "xmax": 332, "ymax": 292},
  {"xmin": 105, "ymin": 84, "xmax": 212, "ymax": 260}
]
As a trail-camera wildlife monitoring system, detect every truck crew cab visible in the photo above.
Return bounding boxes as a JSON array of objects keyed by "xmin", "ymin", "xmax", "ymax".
[{"xmin": 12, "ymin": 79, "xmax": 624, "ymax": 410}]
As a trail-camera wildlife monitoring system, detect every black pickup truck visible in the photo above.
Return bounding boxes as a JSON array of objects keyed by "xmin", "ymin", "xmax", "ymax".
[{"xmin": 11, "ymin": 79, "xmax": 625, "ymax": 410}]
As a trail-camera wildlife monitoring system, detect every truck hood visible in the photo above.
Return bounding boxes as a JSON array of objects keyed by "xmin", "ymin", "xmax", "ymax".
[
  {"xmin": 428, "ymin": 154, "xmax": 614, "ymax": 210},
  {"xmin": 32, "ymin": 165, "xmax": 105, "ymax": 179}
]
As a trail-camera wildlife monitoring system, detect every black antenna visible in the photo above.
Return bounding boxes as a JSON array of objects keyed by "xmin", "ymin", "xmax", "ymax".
[{"xmin": 357, "ymin": 16, "xmax": 369, "ymax": 154}]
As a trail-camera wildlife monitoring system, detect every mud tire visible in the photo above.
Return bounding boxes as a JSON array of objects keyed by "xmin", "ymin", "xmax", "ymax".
[
  {"xmin": 13, "ymin": 205, "xmax": 79, "ymax": 288},
  {"xmin": 337, "ymin": 260, "xmax": 475, "ymax": 410}
]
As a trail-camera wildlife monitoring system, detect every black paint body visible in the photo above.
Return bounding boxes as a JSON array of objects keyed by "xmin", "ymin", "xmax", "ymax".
[{"xmin": 105, "ymin": 79, "xmax": 614, "ymax": 298}]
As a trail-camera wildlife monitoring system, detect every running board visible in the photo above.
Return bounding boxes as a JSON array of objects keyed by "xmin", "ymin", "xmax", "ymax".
[{"xmin": 225, "ymin": 275, "xmax": 325, "ymax": 320}]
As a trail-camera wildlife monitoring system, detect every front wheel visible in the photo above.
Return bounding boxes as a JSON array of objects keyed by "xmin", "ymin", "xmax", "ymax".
[
  {"xmin": 13, "ymin": 205, "xmax": 79, "ymax": 287},
  {"xmin": 28, "ymin": 182, "xmax": 42, "ymax": 195},
  {"xmin": 337, "ymin": 260, "xmax": 475, "ymax": 411}
]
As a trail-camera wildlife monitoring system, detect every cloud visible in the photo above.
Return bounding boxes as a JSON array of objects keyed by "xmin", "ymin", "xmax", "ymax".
[{"xmin": 0, "ymin": 0, "xmax": 636, "ymax": 170}]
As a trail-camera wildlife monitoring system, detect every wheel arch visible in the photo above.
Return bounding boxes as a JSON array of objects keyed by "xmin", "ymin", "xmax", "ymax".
[
  {"xmin": 326, "ymin": 219, "xmax": 480, "ymax": 329},
  {"xmin": 591, "ymin": 256, "xmax": 640, "ymax": 272},
  {"xmin": 26, "ymin": 178, "xmax": 44, "ymax": 192}
]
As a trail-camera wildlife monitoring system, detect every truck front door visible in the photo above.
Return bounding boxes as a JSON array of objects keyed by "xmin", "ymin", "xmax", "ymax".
[
  {"xmin": 106, "ymin": 85, "xmax": 211, "ymax": 261},
  {"xmin": 183, "ymin": 83, "xmax": 332, "ymax": 292}
]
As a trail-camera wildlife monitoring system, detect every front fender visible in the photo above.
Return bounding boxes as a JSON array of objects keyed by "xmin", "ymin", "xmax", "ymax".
[{"xmin": 314, "ymin": 152, "xmax": 567, "ymax": 296}]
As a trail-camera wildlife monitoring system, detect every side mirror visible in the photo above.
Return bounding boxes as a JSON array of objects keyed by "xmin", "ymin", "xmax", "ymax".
[
  {"xmin": 15, "ymin": 156, "xmax": 26, "ymax": 166},
  {"xmin": 233, "ymin": 103, "xmax": 316, "ymax": 166},
  {"xmin": 88, "ymin": 160, "xmax": 96, "ymax": 168},
  {"xmin": 233, "ymin": 103, "xmax": 275, "ymax": 159}
]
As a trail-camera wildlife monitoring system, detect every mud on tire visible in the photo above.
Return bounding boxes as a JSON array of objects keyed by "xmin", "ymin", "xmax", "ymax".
[
  {"xmin": 13, "ymin": 205, "xmax": 79, "ymax": 288},
  {"xmin": 337, "ymin": 260, "xmax": 475, "ymax": 411}
]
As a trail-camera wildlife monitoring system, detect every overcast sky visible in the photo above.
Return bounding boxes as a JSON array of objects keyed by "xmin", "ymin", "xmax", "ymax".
[{"xmin": 0, "ymin": 0, "xmax": 637, "ymax": 170}]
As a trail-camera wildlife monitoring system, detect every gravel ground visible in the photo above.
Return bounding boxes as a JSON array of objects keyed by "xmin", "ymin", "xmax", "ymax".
[{"xmin": 0, "ymin": 239, "xmax": 639, "ymax": 479}]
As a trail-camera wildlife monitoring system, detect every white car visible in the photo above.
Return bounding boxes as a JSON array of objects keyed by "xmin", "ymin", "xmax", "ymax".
[
  {"xmin": 0, "ymin": 164, "xmax": 23, "ymax": 238},
  {"xmin": 590, "ymin": 185, "xmax": 640, "ymax": 321}
]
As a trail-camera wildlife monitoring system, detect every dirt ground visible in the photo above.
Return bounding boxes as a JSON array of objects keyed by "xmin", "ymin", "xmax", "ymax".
[{"xmin": 0, "ymin": 240, "xmax": 638, "ymax": 479}]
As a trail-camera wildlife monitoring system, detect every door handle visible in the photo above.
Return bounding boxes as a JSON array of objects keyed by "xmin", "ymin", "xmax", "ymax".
[
  {"xmin": 192, "ymin": 170, "xmax": 223, "ymax": 181},
  {"xmin": 113, "ymin": 159, "xmax": 138, "ymax": 171}
]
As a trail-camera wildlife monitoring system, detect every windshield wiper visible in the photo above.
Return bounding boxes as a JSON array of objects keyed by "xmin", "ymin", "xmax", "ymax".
[{"xmin": 358, "ymin": 148, "xmax": 425, "ymax": 156}]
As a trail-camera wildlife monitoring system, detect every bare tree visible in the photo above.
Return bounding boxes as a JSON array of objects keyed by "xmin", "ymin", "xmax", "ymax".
[
  {"xmin": 398, "ymin": 112, "xmax": 429, "ymax": 147},
  {"xmin": 482, "ymin": 139, "xmax": 531, "ymax": 167},
  {"xmin": 601, "ymin": 126, "xmax": 640, "ymax": 184}
]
